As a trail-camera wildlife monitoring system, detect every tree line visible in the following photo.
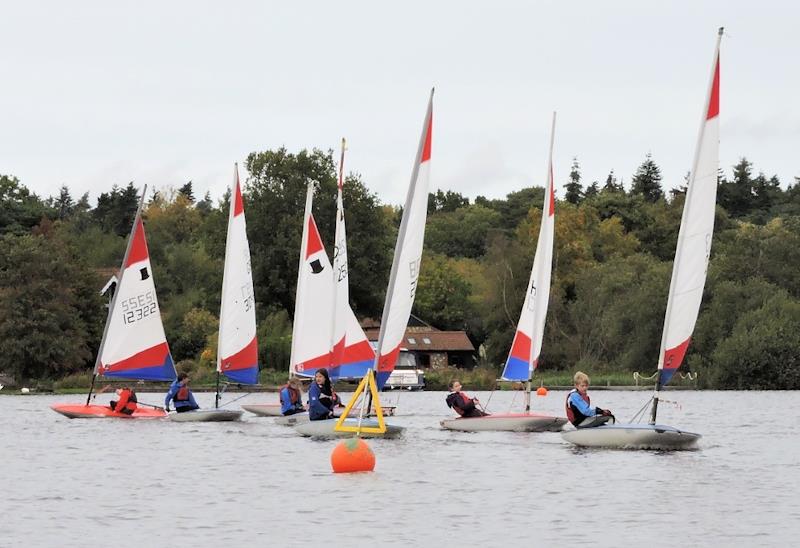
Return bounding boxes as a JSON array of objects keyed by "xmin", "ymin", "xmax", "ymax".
[{"xmin": 1, "ymin": 150, "xmax": 798, "ymax": 389}]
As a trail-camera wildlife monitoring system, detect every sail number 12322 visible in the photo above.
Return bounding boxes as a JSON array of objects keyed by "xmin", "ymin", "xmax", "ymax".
[{"xmin": 121, "ymin": 291, "xmax": 157, "ymax": 324}]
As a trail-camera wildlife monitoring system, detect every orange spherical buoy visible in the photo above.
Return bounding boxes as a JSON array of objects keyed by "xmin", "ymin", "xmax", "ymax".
[
  {"xmin": 536, "ymin": 386, "xmax": 548, "ymax": 396},
  {"xmin": 331, "ymin": 438, "xmax": 376, "ymax": 473}
]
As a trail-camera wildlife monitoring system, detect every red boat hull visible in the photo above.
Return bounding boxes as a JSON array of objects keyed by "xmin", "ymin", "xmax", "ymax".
[{"xmin": 51, "ymin": 403, "xmax": 166, "ymax": 419}]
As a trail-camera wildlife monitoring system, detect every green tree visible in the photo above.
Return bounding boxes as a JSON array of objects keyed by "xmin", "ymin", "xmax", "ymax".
[
  {"xmin": 718, "ymin": 157, "xmax": 754, "ymax": 218},
  {"xmin": 564, "ymin": 157, "xmax": 584, "ymax": 204},
  {"xmin": 171, "ymin": 308, "xmax": 218, "ymax": 361},
  {"xmin": 414, "ymin": 252, "xmax": 475, "ymax": 331},
  {"xmin": 0, "ymin": 233, "xmax": 103, "ymax": 381},
  {"xmin": 709, "ymin": 295, "xmax": 800, "ymax": 389},
  {"xmin": 630, "ymin": 153, "xmax": 663, "ymax": 202},
  {"xmin": 245, "ymin": 147, "xmax": 393, "ymax": 318},
  {"xmin": 0, "ymin": 175, "xmax": 52, "ymax": 235},
  {"xmin": 425, "ymin": 204, "xmax": 502, "ymax": 258},
  {"xmin": 428, "ymin": 189, "xmax": 469, "ymax": 213},
  {"xmin": 94, "ymin": 183, "xmax": 140, "ymax": 237}
]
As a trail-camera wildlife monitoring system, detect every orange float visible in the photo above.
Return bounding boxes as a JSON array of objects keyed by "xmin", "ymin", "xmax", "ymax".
[
  {"xmin": 331, "ymin": 438, "xmax": 376, "ymax": 473},
  {"xmin": 536, "ymin": 386, "xmax": 548, "ymax": 396}
]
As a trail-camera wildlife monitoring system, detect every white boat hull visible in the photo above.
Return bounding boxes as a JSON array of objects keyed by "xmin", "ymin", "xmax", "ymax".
[
  {"xmin": 168, "ymin": 409, "xmax": 243, "ymax": 422},
  {"xmin": 274, "ymin": 413, "xmax": 310, "ymax": 426},
  {"xmin": 440, "ymin": 413, "xmax": 567, "ymax": 432},
  {"xmin": 294, "ymin": 418, "xmax": 404, "ymax": 439},
  {"xmin": 241, "ymin": 403, "xmax": 283, "ymax": 417},
  {"xmin": 561, "ymin": 423, "xmax": 701, "ymax": 450}
]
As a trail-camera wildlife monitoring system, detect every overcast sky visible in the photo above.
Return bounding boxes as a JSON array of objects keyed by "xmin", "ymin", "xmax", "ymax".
[{"xmin": 1, "ymin": 1, "xmax": 797, "ymax": 207}]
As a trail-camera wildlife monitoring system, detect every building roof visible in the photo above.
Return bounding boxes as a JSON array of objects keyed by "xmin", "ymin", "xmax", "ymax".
[{"xmin": 363, "ymin": 327, "xmax": 475, "ymax": 352}]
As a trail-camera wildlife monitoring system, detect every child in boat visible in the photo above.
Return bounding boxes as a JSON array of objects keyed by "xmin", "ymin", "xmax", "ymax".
[
  {"xmin": 109, "ymin": 387, "xmax": 138, "ymax": 415},
  {"xmin": 308, "ymin": 368, "xmax": 335, "ymax": 420},
  {"xmin": 165, "ymin": 372, "xmax": 200, "ymax": 413},
  {"xmin": 566, "ymin": 371, "xmax": 613, "ymax": 428},
  {"xmin": 280, "ymin": 378, "xmax": 305, "ymax": 416},
  {"xmin": 445, "ymin": 380, "xmax": 489, "ymax": 417}
]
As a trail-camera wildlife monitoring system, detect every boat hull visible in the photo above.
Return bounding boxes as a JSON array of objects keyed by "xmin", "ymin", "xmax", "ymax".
[
  {"xmin": 241, "ymin": 403, "xmax": 283, "ymax": 416},
  {"xmin": 244, "ymin": 404, "xmax": 396, "ymax": 418},
  {"xmin": 294, "ymin": 418, "xmax": 404, "ymax": 439},
  {"xmin": 167, "ymin": 409, "xmax": 243, "ymax": 422},
  {"xmin": 440, "ymin": 413, "xmax": 567, "ymax": 432},
  {"xmin": 561, "ymin": 423, "xmax": 701, "ymax": 450},
  {"xmin": 51, "ymin": 403, "xmax": 166, "ymax": 419},
  {"xmin": 274, "ymin": 413, "xmax": 310, "ymax": 426}
]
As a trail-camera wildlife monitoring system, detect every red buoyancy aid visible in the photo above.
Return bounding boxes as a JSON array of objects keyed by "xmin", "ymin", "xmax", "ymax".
[
  {"xmin": 176, "ymin": 385, "xmax": 190, "ymax": 401},
  {"xmin": 116, "ymin": 389, "xmax": 138, "ymax": 414},
  {"xmin": 284, "ymin": 385, "xmax": 300, "ymax": 405},
  {"xmin": 565, "ymin": 389, "xmax": 589, "ymax": 425}
]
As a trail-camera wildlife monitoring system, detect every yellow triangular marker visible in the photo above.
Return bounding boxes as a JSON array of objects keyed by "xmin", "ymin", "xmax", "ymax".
[{"xmin": 334, "ymin": 369, "xmax": 386, "ymax": 434}]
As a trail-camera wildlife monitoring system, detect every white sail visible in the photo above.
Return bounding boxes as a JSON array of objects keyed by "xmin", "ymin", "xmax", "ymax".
[
  {"xmin": 96, "ymin": 187, "xmax": 175, "ymax": 381},
  {"xmin": 501, "ymin": 113, "xmax": 557, "ymax": 382},
  {"xmin": 656, "ymin": 31, "xmax": 721, "ymax": 387},
  {"xmin": 329, "ymin": 139, "xmax": 375, "ymax": 380},
  {"xmin": 290, "ymin": 184, "xmax": 335, "ymax": 377},
  {"xmin": 374, "ymin": 90, "xmax": 434, "ymax": 389},
  {"xmin": 217, "ymin": 164, "xmax": 259, "ymax": 385}
]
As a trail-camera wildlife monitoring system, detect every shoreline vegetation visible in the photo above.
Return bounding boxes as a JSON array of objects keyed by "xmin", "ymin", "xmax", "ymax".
[
  {"xmin": 3, "ymin": 154, "xmax": 799, "ymax": 392},
  {"xmin": 5, "ymin": 366, "xmax": 700, "ymax": 394}
]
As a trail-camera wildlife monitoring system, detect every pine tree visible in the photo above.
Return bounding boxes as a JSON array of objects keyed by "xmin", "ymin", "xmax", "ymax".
[
  {"xmin": 602, "ymin": 169, "xmax": 623, "ymax": 193},
  {"xmin": 564, "ymin": 157, "xmax": 584, "ymax": 204},
  {"xmin": 179, "ymin": 181, "xmax": 195, "ymax": 203},
  {"xmin": 630, "ymin": 152, "xmax": 664, "ymax": 202},
  {"xmin": 584, "ymin": 181, "xmax": 600, "ymax": 199}
]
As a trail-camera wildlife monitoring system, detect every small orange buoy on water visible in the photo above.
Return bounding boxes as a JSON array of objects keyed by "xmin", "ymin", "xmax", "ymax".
[
  {"xmin": 536, "ymin": 386, "xmax": 548, "ymax": 396},
  {"xmin": 331, "ymin": 438, "xmax": 376, "ymax": 473}
]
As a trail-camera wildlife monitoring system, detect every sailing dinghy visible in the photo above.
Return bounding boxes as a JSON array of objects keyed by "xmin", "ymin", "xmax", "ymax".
[
  {"xmin": 562, "ymin": 28, "xmax": 723, "ymax": 450},
  {"xmin": 295, "ymin": 91, "xmax": 434, "ymax": 439},
  {"xmin": 52, "ymin": 185, "xmax": 176, "ymax": 419},
  {"xmin": 170, "ymin": 165, "xmax": 258, "ymax": 422},
  {"xmin": 441, "ymin": 113, "xmax": 567, "ymax": 433}
]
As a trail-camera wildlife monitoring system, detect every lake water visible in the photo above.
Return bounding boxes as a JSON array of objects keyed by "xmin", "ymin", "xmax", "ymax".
[{"xmin": 2, "ymin": 389, "xmax": 798, "ymax": 547}]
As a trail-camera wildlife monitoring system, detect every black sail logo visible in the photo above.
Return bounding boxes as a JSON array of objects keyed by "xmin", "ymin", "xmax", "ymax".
[{"xmin": 309, "ymin": 259, "xmax": 324, "ymax": 274}]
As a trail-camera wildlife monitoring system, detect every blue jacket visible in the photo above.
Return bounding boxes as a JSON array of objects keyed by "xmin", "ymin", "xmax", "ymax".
[
  {"xmin": 308, "ymin": 382, "xmax": 333, "ymax": 420},
  {"xmin": 165, "ymin": 380, "xmax": 199, "ymax": 410},
  {"xmin": 280, "ymin": 385, "xmax": 304, "ymax": 415}
]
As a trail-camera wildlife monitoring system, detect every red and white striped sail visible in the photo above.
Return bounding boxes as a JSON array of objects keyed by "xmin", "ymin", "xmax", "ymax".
[
  {"xmin": 217, "ymin": 164, "xmax": 259, "ymax": 385},
  {"xmin": 501, "ymin": 113, "xmax": 556, "ymax": 382},
  {"xmin": 290, "ymin": 184, "xmax": 374, "ymax": 379},
  {"xmin": 96, "ymin": 193, "xmax": 176, "ymax": 381},
  {"xmin": 657, "ymin": 31, "xmax": 722, "ymax": 387},
  {"xmin": 374, "ymin": 90, "xmax": 434, "ymax": 389}
]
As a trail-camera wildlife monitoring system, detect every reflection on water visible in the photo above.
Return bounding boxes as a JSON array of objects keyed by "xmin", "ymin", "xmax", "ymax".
[{"xmin": 3, "ymin": 390, "xmax": 799, "ymax": 547}]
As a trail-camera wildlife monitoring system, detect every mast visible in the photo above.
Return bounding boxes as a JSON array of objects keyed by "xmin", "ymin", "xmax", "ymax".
[
  {"xmin": 87, "ymin": 185, "xmax": 147, "ymax": 404},
  {"xmin": 329, "ymin": 138, "xmax": 348, "ymax": 374},
  {"xmin": 525, "ymin": 112, "xmax": 557, "ymax": 412},
  {"xmin": 650, "ymin": 27, "xmax": 722, "ymax": 424}
]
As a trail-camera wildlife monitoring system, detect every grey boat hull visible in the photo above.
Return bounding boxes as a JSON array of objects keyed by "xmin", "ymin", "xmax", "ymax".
[{"xmin": 561, "ymin": 423, "xmax": 701, "ymax": 450}]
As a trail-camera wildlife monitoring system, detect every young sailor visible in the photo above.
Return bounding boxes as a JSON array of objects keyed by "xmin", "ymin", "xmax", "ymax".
[
  {"xmin": 109, "ymin": 387, "xmax": 138, "ymax": 415},
  {"xmin": 165, "ymin": 372, "xmax": 200, "ymax": 413},
  {"xmin": 445, "ymin": 380, "xmax": 489, "ymax": 418},
  {"xmin": 308, "ymin": 368, "xmax": 335, "ymax": 421},
  {"xmin": 280, "ymin": 378, "xmax": 305, "ymax": 416},
  {"xmin": 566, "ymin": 371, "xmax": 613, "ymax": 428}
]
